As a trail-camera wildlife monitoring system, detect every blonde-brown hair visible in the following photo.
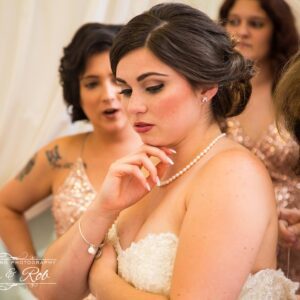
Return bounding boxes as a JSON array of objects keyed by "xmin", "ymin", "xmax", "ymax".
[{"xmin": 274, "ymin": 51, "xmax": 300, "ymax": 174}]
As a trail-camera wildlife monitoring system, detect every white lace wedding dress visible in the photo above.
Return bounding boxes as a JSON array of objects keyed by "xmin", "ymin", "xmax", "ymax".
[{"xmin": 108, "ymin": 224, "xmax": 299, "ymax": 299}]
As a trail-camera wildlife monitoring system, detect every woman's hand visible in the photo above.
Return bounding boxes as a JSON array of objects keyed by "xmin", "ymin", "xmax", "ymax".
[
  {"xmin": 278, "ymin": 208, "xmax": 300, "ymax": 250},
  {"xmin": 89, "ymin": 243, "xmax": 117, "ymax": 297},
  {"xmin": 97, "ymin": 145, "xmax": 174, "ymax": 215}
]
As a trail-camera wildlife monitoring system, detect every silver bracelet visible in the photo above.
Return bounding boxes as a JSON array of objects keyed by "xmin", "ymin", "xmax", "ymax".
[{"xmin": 78, "ymin": 218, "xmax": 105, "ymax": 256}]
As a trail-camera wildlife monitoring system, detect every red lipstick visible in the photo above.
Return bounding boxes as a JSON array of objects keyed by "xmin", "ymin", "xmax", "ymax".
[{"xmin": 134, "ymin": 122, "xmax": 154, "ymax": 133}]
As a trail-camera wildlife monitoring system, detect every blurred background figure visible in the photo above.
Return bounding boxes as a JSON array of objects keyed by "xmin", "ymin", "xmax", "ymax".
[
  {"xmin": 275, "ymin": 50, "xmax": 300, "ymax": 170},
  {"xmin": 0, "ymin": 22, "xmax": 141, "ymax": 298},
  {"xmin": 219, "ymin": 0, "xmax": 300, "ymax": 289},
  {"xmin": 274, "ymin": 51, "xmax": 300, "ymax": 284}
]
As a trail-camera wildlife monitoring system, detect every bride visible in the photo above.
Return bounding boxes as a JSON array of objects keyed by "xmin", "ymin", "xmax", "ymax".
[{"xmin": 40, "ymin": 3, "xmax": 299, "ymax": 299}]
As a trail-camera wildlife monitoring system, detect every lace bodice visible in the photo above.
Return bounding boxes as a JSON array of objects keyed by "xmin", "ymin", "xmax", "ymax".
[
  {"xmin": 108, "ymin": 224, "xmax": 177, "ymax": 295},
  {"xmin": 108, "ymin": 224, "xmax": 299, "ymax": 299}
]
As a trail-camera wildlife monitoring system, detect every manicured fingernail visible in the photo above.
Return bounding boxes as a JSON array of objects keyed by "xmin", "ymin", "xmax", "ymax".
[
  {"xmin": 145, "ymin": 183, "xmax": 151, "ymax": 191},
  {"xmin": 166, "ymin": 157, "xmax": 174, "ymax": 165},
  {"xmin": 169, "ymin": 148, "xmax": 177, "ymax": 153},
  {"xmin": 156, "ymin": 177, "xmax": 161, "ymax": 186}
]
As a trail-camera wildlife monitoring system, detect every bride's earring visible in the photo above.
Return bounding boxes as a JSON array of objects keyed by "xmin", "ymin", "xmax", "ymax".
[{"xmin": 201, "ymin": 96, "xmax": 208, "ymax": 103}]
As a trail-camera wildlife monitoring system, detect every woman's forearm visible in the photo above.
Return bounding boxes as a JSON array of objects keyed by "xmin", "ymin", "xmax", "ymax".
[
  {"xmin": 0, "ymin": 207, "xmax": 42, "ymax": 296},
  {"xmin": 0, "ymin": 207, "xmax": 37, "ymax": 262},
  {"xmin": 94, "ymin": 272, "xmax": 168, "ymax": 300},
  {"xmin": 39, "ymin": 205, "xmax": 117, "ymax": 300}
]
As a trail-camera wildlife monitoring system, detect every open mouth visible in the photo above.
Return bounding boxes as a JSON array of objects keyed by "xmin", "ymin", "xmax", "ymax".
[{"xmin": 103, "ymin": 108, "xmax": 119, "ymax": 116}]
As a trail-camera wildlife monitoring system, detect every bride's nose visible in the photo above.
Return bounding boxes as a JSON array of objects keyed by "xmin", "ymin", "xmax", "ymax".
[{"xmin": 126, "ymin": 92, "xmax": 147, "ymax": 115}]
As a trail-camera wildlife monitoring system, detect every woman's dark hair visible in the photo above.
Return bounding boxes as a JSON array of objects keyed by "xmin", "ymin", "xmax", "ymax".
[
  {"xmin": 274, "ymin": 51, "xmax": 300, "ymax": 174},
  {"xmin": 59, "ymin": 23, "xmax": 122, "ymax": 122},
  {"xmin": 110, "ymin": 3, "xmax": 254, "ymax": 122},
  {"xmin": 219, "ymin": 0, "xmax": 299, "ymax": 90}
]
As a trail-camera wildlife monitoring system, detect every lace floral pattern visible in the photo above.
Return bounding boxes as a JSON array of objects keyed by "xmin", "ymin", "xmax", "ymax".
[
  {"xmin": 239, "ymin": 269, "xmax": 299, "ymax": 299},
  {"xmin": 108, "ymin": 224, "xmax": 299, "ymax": 298},
  {"xmin": 108, "ymin": 224, "xmax": 177, "ymax": 295}
]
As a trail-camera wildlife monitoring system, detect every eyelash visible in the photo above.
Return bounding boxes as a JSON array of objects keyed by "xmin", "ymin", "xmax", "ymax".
[
  {"xmin": 85, "ymin": 82, "xmax": 98, "ymax": 89},
  {"xmin": 227, "ymin": 19, "xmax": 239, "ymax": 27},
  {"xmin": 227, "ymin": 19, "xmax": 264, "ymax": 29},
  {"xmin": 84, "ymin": 78, "xmax": 117, "ymax": 90},
  {"xmin": 119, "ymin": 88, "xmax": 132, "ymax": 97},
  {"xmin": 146, "ymin": 83, "xmax": 164, "ymax": 93},
  {"xmin": 249, "ymin": 20, "xmax": 264, "ymax": 28},
  {"xmin": 119, "ymin": 84, "xmax": 164, "ymax": 98}
]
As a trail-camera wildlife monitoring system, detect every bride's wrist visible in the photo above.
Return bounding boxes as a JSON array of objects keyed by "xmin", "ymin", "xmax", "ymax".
[
  {"xmin": 86, "ymin": 201, "xmax": 120, "ymax": 224},
  {"xmin": 89, "ymin": 195, "xmax": 121, "ymax": 221}
]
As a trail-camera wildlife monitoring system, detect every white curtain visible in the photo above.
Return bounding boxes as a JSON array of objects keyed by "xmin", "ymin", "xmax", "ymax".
[{"xmin": 1, "ymin": 0, "xmax": 298, "ymax": 187}]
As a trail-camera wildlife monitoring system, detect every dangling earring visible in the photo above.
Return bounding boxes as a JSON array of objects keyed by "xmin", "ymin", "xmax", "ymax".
[{"xmin": 201, "ymin": 96, "xmax": 208, "ymax": 103}]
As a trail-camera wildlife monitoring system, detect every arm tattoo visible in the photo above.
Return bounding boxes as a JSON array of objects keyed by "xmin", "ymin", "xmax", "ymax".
[
  {"xmin": 45, "ymin": 145, "xmax": 73, "ymax": 169},
  {"xmin": 16, "ymin": 154, "xmax": 37, "ymax": 181}
]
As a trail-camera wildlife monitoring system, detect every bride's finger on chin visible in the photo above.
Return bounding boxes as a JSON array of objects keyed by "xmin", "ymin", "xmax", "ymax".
[
  {"xmin": 159, "ymin": 146, "xmax": 177, "ymax": 156},
  {"xmin": 137, "ymin": 144, "xmax": 175, "ymax": 166},
  {"xmin": 113, "ymin": 164, "xmax": 152, "ymax": 193},
  {"xmin": 116, "ymin": 153, "xmax": 158, "ymax": 184}
]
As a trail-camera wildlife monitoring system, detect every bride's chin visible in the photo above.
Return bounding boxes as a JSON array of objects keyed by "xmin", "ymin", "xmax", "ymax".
[
  {"xmin": 144, "ymin": 141, "xmax": 161, "ymax": 147},
  {"xmin": 143, "ymin": 140, "xmax": 172, "ymax": 149},
  {"xmin": 141, "ymin": 136, "xmax": 175, "ymax": 148}
]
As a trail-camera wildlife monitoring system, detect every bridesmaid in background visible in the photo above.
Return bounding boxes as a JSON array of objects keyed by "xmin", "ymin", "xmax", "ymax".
[
  {"xmin": 274, "ymin": 51, "xmax": 300, "ymax": 276},
  {"xmin": 219, "ymin": 0, "xmax": 300, "ymax": 286},
  {"xmin": 0, "ymin": 23, "xmax": 141, "ymax": 298}
]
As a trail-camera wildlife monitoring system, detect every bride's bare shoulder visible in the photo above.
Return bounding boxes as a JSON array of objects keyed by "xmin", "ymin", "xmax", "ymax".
[
  {"xmin": 203, "ymin": 141, "xmax": 271, "ymax": 183},
  {"xmin": 187, "ymin": 146, "xmax": 275, "ymax": 214}
]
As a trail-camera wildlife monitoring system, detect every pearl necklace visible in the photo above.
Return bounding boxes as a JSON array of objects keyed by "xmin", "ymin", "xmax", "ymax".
[{"xmin": 158, "ymin": 133, "xmax": 226, "ymax": 187}]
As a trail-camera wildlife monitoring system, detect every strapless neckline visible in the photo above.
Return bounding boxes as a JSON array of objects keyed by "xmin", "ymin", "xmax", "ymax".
[
  {"xmin": 111, "ymin": 224, "xmax": 270, "ymax": 277},
  {"xmin": 116, "ymin": 230, "xmax": 178, "ymax": 253},
  {"xmin": 107, "ymin": 223, "xmax": 299, "ymax": 298}
]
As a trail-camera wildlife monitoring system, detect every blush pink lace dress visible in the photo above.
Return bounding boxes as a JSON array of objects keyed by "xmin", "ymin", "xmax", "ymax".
[
  {"xmin": 225, "ymin": 118, "xmax": 300, "ymax": 289},
  {"xmin": 52, "ymin": 156, "xmax": 97, "ymax": 300},
  {"xmin": 52, "ymin": 157, "xmax": 96, "ymax": 237}
]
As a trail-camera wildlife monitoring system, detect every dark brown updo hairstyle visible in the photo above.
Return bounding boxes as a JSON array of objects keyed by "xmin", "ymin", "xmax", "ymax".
[
  {"xmin": 219, "ymin": 0, "xmax": 299, "ymax": 90},
  {"xmin": 275, "ymin": 51, "xmax": 300, "ymax": 174},
  {"xmin": 110, "ymin": 3, "xmax": 254, "ymax": 122},
  {"xmin": 59, "ymin": 23, "xmax": 122, "ymax": 122}
]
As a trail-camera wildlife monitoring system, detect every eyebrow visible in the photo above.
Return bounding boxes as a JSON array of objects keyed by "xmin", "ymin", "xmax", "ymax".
[
  {"xmin": 80, "ymin": 75, "xmax": 98, "ymax": 80},
  {"xmin": 228, "ymin": 13, "xmax": 267, "ymax": 20},
  {"xmin": 116, "ymin": 72, "xmax": 168, "ymax": 84}
]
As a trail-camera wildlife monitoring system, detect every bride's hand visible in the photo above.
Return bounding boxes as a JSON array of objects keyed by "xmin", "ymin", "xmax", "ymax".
[{"xmin": 97, "ymin": 144, "xmax": 174, "ymax": 215}]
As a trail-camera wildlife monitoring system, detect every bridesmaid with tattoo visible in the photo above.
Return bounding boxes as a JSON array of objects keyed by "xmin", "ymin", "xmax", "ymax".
[{"xmin": 0, "ymin": 23, "xmax": 141, "ymax": 297}]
